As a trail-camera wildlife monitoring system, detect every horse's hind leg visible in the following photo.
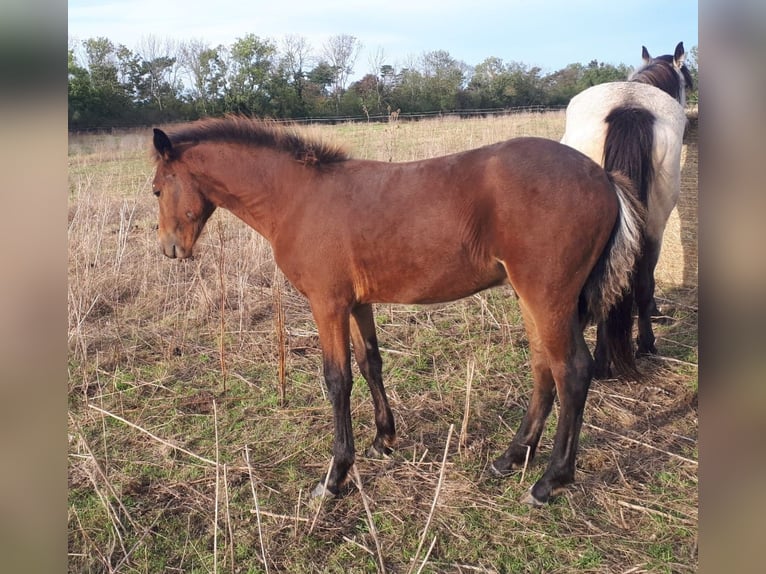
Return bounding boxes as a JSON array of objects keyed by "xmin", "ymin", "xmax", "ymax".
[
  {"xmin": 636, "ymin": 237, "xmax": 662, "ymax": 355},
  {"xmin": 525, "ymin": 316, "xmax": 594, "ymax": 506},
  {"xmin": 492, "ymin": 303, "xmax": 556, "ymax": 476},
  {"xmin": 350, "ymin": 303, "xmax": 396, "ymax": 457}
]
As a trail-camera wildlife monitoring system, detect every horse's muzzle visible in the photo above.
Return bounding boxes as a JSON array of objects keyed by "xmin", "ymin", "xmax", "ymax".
[{"xmin": 160, "ymin": 241, "xmax": 192, "ymax": 259}]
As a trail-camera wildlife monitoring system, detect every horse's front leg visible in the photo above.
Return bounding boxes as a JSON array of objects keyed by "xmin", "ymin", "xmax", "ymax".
[{"xmin": 310, "ymin": 301, "xmax": 355, "ymax": 498}]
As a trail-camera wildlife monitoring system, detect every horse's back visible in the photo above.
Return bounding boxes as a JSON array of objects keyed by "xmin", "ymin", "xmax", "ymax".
[
  {"xmin": 561, "ymin": 82, "xmax": 686, "ymax": 235},
  {"xmin": 476, "ymin": 138, "xmax": 620, "ymax": 303},
  {"xmin": 561, "ymin": 82, "xmax": 687, "ymax": 164},
  {"xmin": 566, "ymin": 82, "xmax": 686, "ymax": 123},
  {"xmin": 281, "ymin": 137, "xmax": 619, "ymax": 307}
]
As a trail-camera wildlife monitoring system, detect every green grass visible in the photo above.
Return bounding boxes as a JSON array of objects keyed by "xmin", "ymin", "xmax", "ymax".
[{"xmin": 68, "ymin": 113, "xmax": 698, "ymax": 573}]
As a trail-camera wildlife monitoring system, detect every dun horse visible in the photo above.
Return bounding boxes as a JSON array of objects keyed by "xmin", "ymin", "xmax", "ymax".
[
  {"xmin": 561, "ymin": 42, "xmax": 693, "ymax": 376},
  {"xmin": 151, "ymin": 117, "xmax": 644, "ymax": 505}
]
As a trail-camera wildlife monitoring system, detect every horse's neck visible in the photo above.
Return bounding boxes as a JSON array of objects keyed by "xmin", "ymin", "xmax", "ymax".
[
  {"xmin": 631, "ymin": 66, "xmax": 685, "ymax": 107},
  {"xmin": 194, "ymin": 144, "xmax": 291, "ymax": 242}
]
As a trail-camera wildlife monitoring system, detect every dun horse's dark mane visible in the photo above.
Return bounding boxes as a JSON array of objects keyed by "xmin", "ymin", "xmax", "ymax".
[
  {"xmin": 163, "ymin": 115, "xmax": 350, "ymax": 165},
  {"xmin": 630, "ymin": 56, "xmax": 693, "ymax": 102}
]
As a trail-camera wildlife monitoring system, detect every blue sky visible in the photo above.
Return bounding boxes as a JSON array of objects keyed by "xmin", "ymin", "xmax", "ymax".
[{"xmin": 68, "ymin": 0, "xmax": 698, "ymax": 76}]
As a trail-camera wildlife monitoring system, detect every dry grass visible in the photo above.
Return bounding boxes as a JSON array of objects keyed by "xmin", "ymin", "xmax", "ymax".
[{"xmin": 68, "ymin": 111, "xmax": 698, "ymax": 573}]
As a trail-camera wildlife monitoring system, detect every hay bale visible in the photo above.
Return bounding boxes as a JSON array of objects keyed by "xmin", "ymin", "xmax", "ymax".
[{"xmin": 656, "ymin": 116, "xmax": 698, "ymax": 288}]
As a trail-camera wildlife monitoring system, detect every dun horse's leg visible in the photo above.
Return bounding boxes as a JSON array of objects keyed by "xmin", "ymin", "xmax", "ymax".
[
  {"xmin": 350, "ymin": 304, "xmax": 396, "ymax": 457},
  {"xmin": 636, "ymin": 237, "xmax": 662, "ymax": 355},
  {"xmin": 524, "ymin": 318, "xmax": 594, "ymax": 506},
  {"xmin": 311, "ymin": 302, "xmax": 355, "ymax": 498},
  {"xmin": 492, "ymin": 304, "xmax": 556, "ymax": 476},
  {"xmin": 593, "ymin": 321, "xmax": 611, "ymax": 379}
]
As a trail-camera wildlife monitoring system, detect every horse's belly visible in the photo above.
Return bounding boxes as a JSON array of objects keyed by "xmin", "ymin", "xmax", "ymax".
[{"xmin": 357, "ymin": 259, "xmax": 508, "ymax": 305}]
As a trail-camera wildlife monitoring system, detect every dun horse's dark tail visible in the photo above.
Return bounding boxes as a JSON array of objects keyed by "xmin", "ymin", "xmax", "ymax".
[
  {"xmin": 603, "ymin": 106, "xmax": 655, "ymax": 205},
  {"xmin": 581, "ymin": 172, "xmax": 646, "ymax": 377},
  {"xmin": 596, "ymin": 106, "xmax": 655, "ymax": 377}
]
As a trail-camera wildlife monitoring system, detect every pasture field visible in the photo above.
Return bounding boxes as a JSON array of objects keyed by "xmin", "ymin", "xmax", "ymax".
[{"xmin": 68, "ymin": 111, "xmax": 698, "ymax": 573}]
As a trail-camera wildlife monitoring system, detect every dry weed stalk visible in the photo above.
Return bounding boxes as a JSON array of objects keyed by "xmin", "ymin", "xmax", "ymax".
[
  {"xmin": 272, "ymin": 267, "xmax": 287, "ymax": 405},
  {"xmin": 352, "ymin": 464, "xmax": 386, "ymax": 573},
  {"xmin": 245, "ymin": 445, "xmax": 270, "ymax": 573},
  {"xmin": 385, "ymin": 107, "xmax": 400, "ymax": 162},
  {"xmin": 223, "ymin": 463, "xmax": 235, "ymax": 571},
  {"xmin": 408, "ymin": 423, "xmax": 454, "ymax": 574},
  {"xmin": 215, "ymin": 219, "xmax": 228, "ymax": 392},
  {"xmin": 459, "ymin": 359, "xmax": 475, "ymax": 453},
  {"xmin": 88, "ymin": 404, "xmax": 218, "ymax": 466},
  {"xmin": 213, "ymin": 399, "xmax": 220, "ymax": 574},
  {"xmin": 308, "ymin": 456, "xmax": 335, "ymax": 535},
  {"xmin": 583, "ymin": 422, "xmax": 698, "ymax": 465},
  {"xmin": 617, "ymin": 500, "xmax": 696, "ymax": 526}
]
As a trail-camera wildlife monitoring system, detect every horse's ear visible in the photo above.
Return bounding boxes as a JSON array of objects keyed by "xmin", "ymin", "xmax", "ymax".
[
  {"xmin": 641, "ymin": 46, "xmax": 651, "ymax": 63},
  {"xmin": 673, "ymin": 42, "xmax": 686, "ymax": 67},
  {"xmin": 153, "ymin": 128, "xmax": 174, "ymax": 160}
]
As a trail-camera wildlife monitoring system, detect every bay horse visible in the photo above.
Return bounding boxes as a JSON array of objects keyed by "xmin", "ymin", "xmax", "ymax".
[
  {"xmin": 560, "ymin": 42, "xmax": 693, "ymax": 377},
  {"xmin": 151, "ymin": 116, "xmax": 644, "ymax": 506}
]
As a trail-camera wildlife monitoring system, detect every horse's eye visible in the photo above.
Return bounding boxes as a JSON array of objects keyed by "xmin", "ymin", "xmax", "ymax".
[{"xmin": 153, "ymin": 189, "xmax": 161, "ymax": 198}]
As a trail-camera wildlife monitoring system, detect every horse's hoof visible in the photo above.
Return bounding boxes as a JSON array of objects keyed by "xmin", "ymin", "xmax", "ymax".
[
  {"xmin": 519, "ymin": 487, "xmax": 546, "ymax": 507},
  {"xmin": 636, "ymin": 345, "xmax": 658, "ymax": 357},
  {"xmin": 593, "ymin": 367, "xmax": 613, "ymax": 380},
  {"xmin": 311, "ymin": 482, "xmax": 336, "ymax": 499},
  {"xmin": 366, "ymin": 444, "xmax": 392, "ymax": 459},
  {"xmin": 490, "ymin": 461, "xmax": 512, "ymax": 478}
]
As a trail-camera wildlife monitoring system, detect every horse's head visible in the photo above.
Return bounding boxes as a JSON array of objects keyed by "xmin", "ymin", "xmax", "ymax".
[
  {"xmin": 640, "ymin": 42, "xmax": 694, "ymax": 106},
  {"xmin": 151, "ymin": 128, "xmax": 215, "ymax": 259}
]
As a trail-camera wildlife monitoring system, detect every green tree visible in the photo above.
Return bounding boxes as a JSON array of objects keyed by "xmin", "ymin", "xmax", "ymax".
[
  {"xmin": 504, "ymin": 62, "xmax": 545, "ymax": 106},
  {"xmin": 391, "ymin": 67, "xmax": 424, "ymax": 112},
  {"xmin": 356, "ymin": 74, "xmax": 383, "ymax": 116},
  {"xmin": 578, "ymin": 59, "xmax": 630, "ymax": 89},
  {"xmin": 226, "ymin": 34, "xmax": 277, "ymax": 115},
  {"xmin": 180, "ymin": 41, "xmax": 228, "ymax": 115},
  {"xmin": 467, "ymin": 57, "xmax": 514, "ymax": 108},
  {"xmin": 68, "ymin": 48, "xmax": 93, "ymax": 127},
  {"xmin": 419, "ymin": 50, "xmax": 467, "ymax": 111},
  {"xmin": 466, "ymin": 59, "xmax": 545, "ymax": 108},
  {"xmin": 685, "ymin": 45, "xmax": 699, "ymax": 104},
  {"xmin": 542, "ymin": 63, "xmax": 584, "ymax": 106},
  {"xmin": 80, "ymin": 37, "xmax": 134, "ymax": 125}
]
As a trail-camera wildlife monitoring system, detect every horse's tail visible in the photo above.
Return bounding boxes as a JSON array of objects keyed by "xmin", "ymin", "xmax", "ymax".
[
  {"xmin": 603, "ymin": 106, "xmax": 655, "ymax": 206},
  {"xmin": 581, "ymin": 172, "xmax": 646, "ymax": 377}
]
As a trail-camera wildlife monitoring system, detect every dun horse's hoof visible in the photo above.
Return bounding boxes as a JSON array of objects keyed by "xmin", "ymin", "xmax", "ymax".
[
  {"xmin": 366, "ymin": 444, "xmax": 392, "ymax": 459},
  {"xmin": 489, "ymin": 461, "xmax": 512, "ymax": 478},
  {"xmin": 636, "ymin": 344, "xmax": 658, "ymax": 357},
  {"xmin": 593, "ymin": 366, "xmax": 613, "ymax": 380},
  {"xmin": 311, "ymin": 482, "xmax": 336, "ymax": 499},
  {"xmin": 519, "ymin": 487, "xmax": 547, "ymax": 507}
]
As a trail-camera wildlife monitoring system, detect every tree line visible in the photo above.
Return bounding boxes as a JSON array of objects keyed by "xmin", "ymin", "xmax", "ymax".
[{"xmin": 68, "ymin": 34, "xmax": 698, "ymax": 130}]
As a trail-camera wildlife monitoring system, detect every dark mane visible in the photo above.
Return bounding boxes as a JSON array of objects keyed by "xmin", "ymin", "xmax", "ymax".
[
  {"xmin": 161, "ymin": 115, "xmax": 350, "ymax": 165},
  {"xmin": 630, "ymin": 57, "xmax": 693, "ymax": 102}
]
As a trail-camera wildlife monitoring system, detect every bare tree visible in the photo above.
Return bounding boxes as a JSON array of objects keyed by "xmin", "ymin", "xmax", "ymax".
[
  {"xmin": 281, "ymin": 34, "xmax": 312, "ymax": 81},
  {"xmin": 367, "ymin": 46, "xmax": 386, "ymax": 110},
  {"xmin": 322, "ymin": 34, "xmax": 362, "ymax": 110},
  {"xmin": 179, "ymin": 38, "xmax": 207, "ymax": 100},
  {"xmin": 135, "ymin": 34, "xmax": 183, "ymax": 110}
]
